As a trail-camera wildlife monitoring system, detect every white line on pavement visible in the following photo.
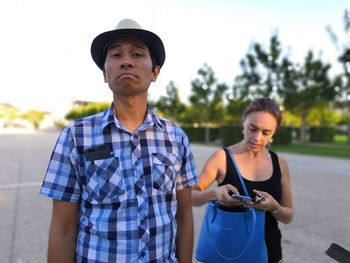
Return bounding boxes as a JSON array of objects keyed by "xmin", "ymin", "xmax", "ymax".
[{"xmin": 0, "ymin": 182, "xmax": 42, "ymax": 190}]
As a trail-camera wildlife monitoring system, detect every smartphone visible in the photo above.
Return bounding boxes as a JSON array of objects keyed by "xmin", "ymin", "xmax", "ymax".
[
  {"xmin": 231, "ymin": 194, "xmax": 252, "ymax": 203},
  {"xmin": 253, "ymin": 194, "xmax": 264, "ymax": 204}
]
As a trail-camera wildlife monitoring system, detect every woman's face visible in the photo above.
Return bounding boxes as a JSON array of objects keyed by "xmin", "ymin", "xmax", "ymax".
[{"xmin": 242, "ymin": 111, "xmax": 278, "ymax": 152}]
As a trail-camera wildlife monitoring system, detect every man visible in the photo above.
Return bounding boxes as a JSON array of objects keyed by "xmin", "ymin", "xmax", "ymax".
[{"xmin": 40, "ymin": 18, "xmax": 197, "ymax": 263}]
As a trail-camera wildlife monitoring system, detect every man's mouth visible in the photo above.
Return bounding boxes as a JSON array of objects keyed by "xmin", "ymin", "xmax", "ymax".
[{"xmin": 118, "ymin": 72, "xmax": 136, "ymax": 79}]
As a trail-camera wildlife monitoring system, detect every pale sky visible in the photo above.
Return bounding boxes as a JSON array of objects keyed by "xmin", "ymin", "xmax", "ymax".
[{"xmin": 0, "ymin": 0, "xmax": 349, "ymax": 117}]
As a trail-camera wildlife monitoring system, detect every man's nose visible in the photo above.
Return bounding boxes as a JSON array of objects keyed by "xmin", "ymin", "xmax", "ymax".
[{"xmin": 120, "ymin": 56, "xmax": 134, "ymax": 68}]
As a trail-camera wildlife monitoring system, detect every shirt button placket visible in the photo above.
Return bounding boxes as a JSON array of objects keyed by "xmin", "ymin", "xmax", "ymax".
[{"xmin": 131, "ymin": 132, "xmax": 150, "ymax": 259}]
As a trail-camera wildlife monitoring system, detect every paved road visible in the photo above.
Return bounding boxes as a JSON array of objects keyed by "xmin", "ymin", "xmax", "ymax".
[{"xmin": 0, "ymin": 133, "xmax": 349, "ymax": 263}]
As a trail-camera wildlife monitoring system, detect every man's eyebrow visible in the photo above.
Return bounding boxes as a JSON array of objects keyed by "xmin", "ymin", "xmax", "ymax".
[
  {"xmin": 108, "ymin": 42, "xmax": 147, "ymax": 50},
  {"xmin": 132, "ymin": 43, "xmax": 147, "ymax": 49}
]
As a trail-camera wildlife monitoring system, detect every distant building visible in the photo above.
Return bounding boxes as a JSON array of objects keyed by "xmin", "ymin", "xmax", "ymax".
[
  {"xmin": 72, "ymin": 99, "xmax": 95, "ymax": 107},
  {"xmin": 0, "ymin": 102, "xmax": 17, "ymax": 110}
]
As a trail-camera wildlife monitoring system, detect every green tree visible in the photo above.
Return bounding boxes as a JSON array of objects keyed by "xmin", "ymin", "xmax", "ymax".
[
  {"xmin": 22, "ymin": 110, "xmax": 45, "ymax": 130},
  {"xmin": 233, "ymin": 35, "xmax": 285, "ymax": 100},
  {"xmin": 326, "ymin": 9, "xmax": 350, "ymax": 143},
  {"xmin": 211, "ymin": 83, "xmax": 229, "ymax": 122},
  {"xmin": 153, "ymin": 81, "xmax": 186, "ymax": 123},
  {"xmin": 225, "ymin": 98, "xmax": 249, "ymax": 124},
  {"xmin": 282, "ymin": 110, "xmax": 301, "ymax": 126},
  {"xmin": 0, "ymin": 105, "xmax": 21, "ymax": 128},
  {"xmin": 307, "ymin": 105, "xmax": 343, "ymax": 126},
  {"xmin": 188, "ymin": 64, "xmax": 227, "ymax": 142},
  {"xmin": 233, "ymin": 34, "xmax": 340, "ymax": 143},
  {"xmin": 280, "ymin": 51, "xmax": 338, "ymax": 143}
]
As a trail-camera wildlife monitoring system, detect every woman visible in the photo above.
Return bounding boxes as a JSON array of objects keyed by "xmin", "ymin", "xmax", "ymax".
[{"xmin": 192, "ymin": 98, "xmax": 293, "ymax": 263}]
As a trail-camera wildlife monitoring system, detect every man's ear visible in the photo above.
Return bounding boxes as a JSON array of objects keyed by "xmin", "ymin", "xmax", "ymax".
[{"xmin": 151, "ymin": 66, "xmax": 161, "ymax": 82}]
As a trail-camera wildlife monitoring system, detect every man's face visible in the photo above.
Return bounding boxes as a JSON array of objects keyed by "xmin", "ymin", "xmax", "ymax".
[{"xmin": 103, "ymin": 37, "xmax": 160, "ymax": 97}]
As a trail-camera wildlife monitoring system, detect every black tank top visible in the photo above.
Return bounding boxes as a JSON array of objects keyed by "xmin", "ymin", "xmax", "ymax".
[{"xmin": 218, "ymin": 148, "xmax": 283, "ymax": 263}]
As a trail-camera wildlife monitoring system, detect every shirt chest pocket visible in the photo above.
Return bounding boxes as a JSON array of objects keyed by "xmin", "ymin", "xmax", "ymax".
[
  {"xmin": 84, "ymin": 157, "xmax": 125, "ymax": 204},
  {"xmin": 152, "ymin": 153, "xmax": 182, "ymax": 192}
]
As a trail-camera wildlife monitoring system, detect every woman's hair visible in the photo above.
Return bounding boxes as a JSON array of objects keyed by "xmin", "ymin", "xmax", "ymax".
[{"xmin": 243, "ymin": 98, "xmax": 282, "ymax": 127}]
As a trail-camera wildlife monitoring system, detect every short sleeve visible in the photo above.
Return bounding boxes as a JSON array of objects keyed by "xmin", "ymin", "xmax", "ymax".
[
  {"xmin": 176, "ymin": 131, "xmax": 198, "ymax": 190},
  {"xmin": 39, "ymin": 126, "xmax": 81, "ymax": 202}
]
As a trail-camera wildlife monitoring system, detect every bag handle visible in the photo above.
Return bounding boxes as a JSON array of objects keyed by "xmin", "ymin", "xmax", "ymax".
[
  {"xmin": 224, "ymin": 147, "xmax": 249, "ymax": 196},
  {"xmin": 205, "ymin": 148, "xmax": 255, "ymax": 260},
  {"xmin": 206, "ymin": 201, "xmax": 257, "ymax": 260}
]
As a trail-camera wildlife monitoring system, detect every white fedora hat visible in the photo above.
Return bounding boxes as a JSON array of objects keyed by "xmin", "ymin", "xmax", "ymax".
[{"xmin": 91, "ymin": 18, "xmax": 166, "ymax": 70}]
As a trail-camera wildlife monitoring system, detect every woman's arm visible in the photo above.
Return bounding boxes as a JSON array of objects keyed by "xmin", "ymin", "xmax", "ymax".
[
  {"xmin": 191, "ymin": 149, "xmax": 240, "ymax": 206},
  {"xmin": 253, "ymin": 156, "xmax": 294, "ymax": 224},
  {"xmin": 270, "ymin": 156, "xmax": 294, "ymax": 223}
]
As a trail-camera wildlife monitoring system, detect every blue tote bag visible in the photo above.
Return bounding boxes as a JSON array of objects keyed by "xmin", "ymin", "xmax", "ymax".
[{"xmin": 195, "ymin": 149, "xmax": 267, "ymax": 263}]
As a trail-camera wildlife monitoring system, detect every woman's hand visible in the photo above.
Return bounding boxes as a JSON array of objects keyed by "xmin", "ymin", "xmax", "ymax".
[
  {"xmin": 214, "ymin": 184, "xmax": 252, "ymax": 208},
  {"xmin": 252, "ymin": 189, "xmax": 280, "ymax": 212}
]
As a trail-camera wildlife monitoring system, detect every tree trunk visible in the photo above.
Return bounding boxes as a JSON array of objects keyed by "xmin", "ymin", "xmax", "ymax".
[
  {"xmin": 300, "ymin": 124, "xmax": 308, "ymax": 144},
  {"xmin": 347, "ymin": 109, "xmax": 350, "ymax": 144},
  {"xmin": 300, "ymin": 112, "xmax": 308, "ymax": 144}
]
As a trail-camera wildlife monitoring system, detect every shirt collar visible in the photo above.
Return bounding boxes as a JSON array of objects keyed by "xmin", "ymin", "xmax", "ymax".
[
  {"xmin": 143, "ymin": 106, "xmax": 164, "ymax": 130},
  {"xmin": 101, "ymin": 104, "xmax": 115, "ymax": 130},
  {"xmin": 101, "ymin": 104, "xmax": 164, "ymax": 131}
]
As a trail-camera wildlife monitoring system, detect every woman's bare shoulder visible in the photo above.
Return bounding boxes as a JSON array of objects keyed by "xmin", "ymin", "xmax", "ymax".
[{"xmin": 276, "ymin": 154, "xmax": 290, "ymax": 176}]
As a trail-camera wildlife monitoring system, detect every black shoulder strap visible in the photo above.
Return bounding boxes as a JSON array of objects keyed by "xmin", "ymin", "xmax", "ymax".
[{"xmin": 269, "ymin": 150, "xmax": 282, "ymax": 179}]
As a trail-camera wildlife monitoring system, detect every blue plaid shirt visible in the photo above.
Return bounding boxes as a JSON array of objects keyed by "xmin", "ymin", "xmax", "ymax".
[{"xmin": 40, "ymin": 105, "xmax": 197, "ymax": 263}]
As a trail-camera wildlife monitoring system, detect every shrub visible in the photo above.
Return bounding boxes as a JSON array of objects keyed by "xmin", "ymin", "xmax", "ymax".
[{"xmin": 309, "ymin": 127, "xmax": 335, "ymax": 143}]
